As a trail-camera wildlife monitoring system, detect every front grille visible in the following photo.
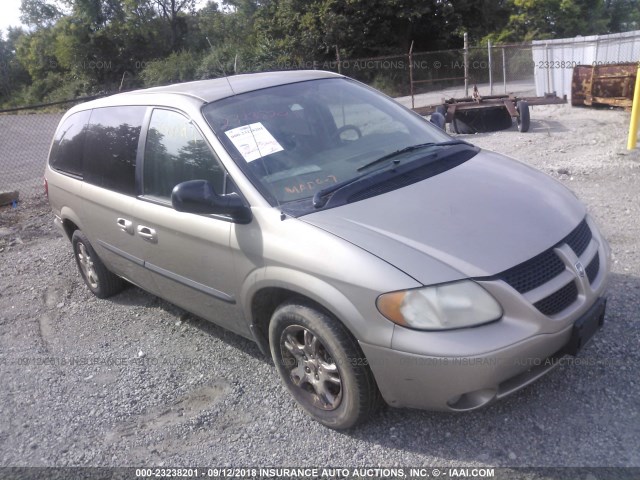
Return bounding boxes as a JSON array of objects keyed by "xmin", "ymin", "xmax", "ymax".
[
  {"xmin": 586, "ymin": 254, "xmax": 600, "ymax": 284},
  {"xmin": 533, "ymin": 281, "xmax": 579, "ymax": 316},
  {"xmin": 495, "ymin": 218, "xmax": 595, "ymax": 317},
  {"xmin": 498, "ymin": 249, "xmax": 565, "ymax": 294},
  {"xmin": 562, "ymin": 219, "xmax": 592, "ymax": 257}
]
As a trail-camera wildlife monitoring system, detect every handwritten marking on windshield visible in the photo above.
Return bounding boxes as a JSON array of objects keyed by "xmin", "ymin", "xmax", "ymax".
[{"xmin": 284, "ymin": 175, "xmax": 338, "ymax": 195}]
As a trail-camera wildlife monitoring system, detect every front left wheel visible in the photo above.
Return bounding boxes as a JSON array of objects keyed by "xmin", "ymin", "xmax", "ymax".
[{"xmin": 269, "ymin": 300, "xmax": 380, "ymax": 429}]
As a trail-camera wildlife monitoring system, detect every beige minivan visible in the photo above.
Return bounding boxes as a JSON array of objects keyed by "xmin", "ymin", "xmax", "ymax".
[{"xmin": 45, "ymin": 71, "xmax": 610, "ymax": 429}]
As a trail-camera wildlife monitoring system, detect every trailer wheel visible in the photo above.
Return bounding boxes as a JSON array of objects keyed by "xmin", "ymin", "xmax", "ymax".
[
  {"xmin": 430, "ymin": 112, "xmax": 446, "ymax": 130},
  {"xmin": 517, "ymin": 101, "xmax": 530, "ymax": 132}
]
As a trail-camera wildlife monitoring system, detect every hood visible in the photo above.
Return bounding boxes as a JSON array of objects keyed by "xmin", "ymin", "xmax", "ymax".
[{"xmin": 301, "ymin": 150, "xmax": 586, "ymax": 284}]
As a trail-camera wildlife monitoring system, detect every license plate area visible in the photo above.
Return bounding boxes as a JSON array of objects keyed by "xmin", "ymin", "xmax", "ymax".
[{"xmin": 564, "ymin": 298, "xmax": 606, "ymax": 356}]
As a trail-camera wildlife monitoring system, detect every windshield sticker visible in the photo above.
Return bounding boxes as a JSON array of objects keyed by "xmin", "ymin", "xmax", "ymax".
[{"xmin": 224, "ymin": 122, "xmax": 284, "ymax": 162}]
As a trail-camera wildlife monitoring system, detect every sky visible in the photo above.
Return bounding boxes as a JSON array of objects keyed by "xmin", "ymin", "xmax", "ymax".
[{"xmin": 1, "ymin": 0, "xmax": 24, "ymax": 36}]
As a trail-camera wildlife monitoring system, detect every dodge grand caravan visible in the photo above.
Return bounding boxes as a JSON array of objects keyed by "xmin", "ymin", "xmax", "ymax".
[{"xmin": 45, "ymin": 70, "xmax": 610, "ymax": 429}]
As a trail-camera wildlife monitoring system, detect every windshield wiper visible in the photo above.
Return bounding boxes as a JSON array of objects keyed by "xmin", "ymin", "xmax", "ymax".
[
  {"xmin": 356, "ymin": 140, "xmax": 471, "ymax": 172},
  {"xmin": 312, "ymin": 140, "xmax": 473, "ymax": 209},
  {"xmin": 312, "ymin": 162, "xmax": 398, "ymax": 209}
]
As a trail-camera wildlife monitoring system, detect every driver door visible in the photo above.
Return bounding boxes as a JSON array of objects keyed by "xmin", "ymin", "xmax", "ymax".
[{"xmin": 136, "ymin": 108, "xmax": 247, "ymax": 336}]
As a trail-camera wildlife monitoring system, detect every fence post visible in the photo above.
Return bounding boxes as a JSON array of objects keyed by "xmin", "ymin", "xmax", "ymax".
[
  {"xmin": 488, "ymin": 40, "xmax": 493, "ymax": 95},
  {"xmin": 502, "ymin": 47, "xmax": 507, "ymax": 94},
  {"xmin": 545, "ymin": 43, "xmax": 552, "ymax": 94},
  {"xmin": 464, "ymin": 32, "xmax": 469, "ymax": 97}
]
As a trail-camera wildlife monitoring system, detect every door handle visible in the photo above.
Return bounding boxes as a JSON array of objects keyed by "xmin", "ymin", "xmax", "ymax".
[
  {"xmin": 117, "ymin": 218, "xmax": 134, "ymax": 234},
  {"xmin": 137, "ymin": 225, "xmax": 157, "ymax": 242}
]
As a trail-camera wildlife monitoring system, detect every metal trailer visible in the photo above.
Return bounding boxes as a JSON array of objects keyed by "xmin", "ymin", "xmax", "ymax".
[
  {"xmin": 412, "ymin": 90, "xmax": 567, "ymax": 134},
  {"xmin": 572, "ymin": 63, "xmax": 637, "ymax": 109}
]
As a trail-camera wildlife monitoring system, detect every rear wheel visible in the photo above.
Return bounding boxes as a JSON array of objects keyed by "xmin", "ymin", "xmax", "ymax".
[
  {"xmin": 269, "ymin": 300, "xmax": 380, "ymax": 429},
  {"xmin": 72, "ymin": 230, "xmax": 124, "ymax": 298}
]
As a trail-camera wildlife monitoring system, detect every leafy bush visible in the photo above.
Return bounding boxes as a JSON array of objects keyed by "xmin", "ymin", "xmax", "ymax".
[
  {"xmin": 369, "ymin": 74, "xmax": 403, "ymax": 97},
  {"xmin": 196, "ymin": 47, "xmax": 238, "ymax": 79},
  {"xmin": 140, "ymin": 50, "xmax": 201, "ymax": 87}
]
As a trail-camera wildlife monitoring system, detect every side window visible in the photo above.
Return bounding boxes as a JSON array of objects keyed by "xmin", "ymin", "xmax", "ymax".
[
  {"xmin": 49, "ymin": 110, "xmax": 91, "ymax": 177},
  {"xmin": 83, "ymin": 106, "xmax": 146, "ymax": 195},
  {"xmin": 143, "ymin": 109, "xmax": 226, "ymax": 199}
]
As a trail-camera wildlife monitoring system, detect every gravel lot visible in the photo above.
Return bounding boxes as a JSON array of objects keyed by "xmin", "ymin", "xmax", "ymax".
[{"xmin": 0, "ymin": 104, "xmax": 639, "ymax": 472}]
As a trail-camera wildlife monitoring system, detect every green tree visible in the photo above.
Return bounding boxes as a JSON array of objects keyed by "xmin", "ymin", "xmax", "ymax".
[
  {"xmin": 0, "ymin": 28, "xmax": 30, "ymax": 103},
  {"xmin": 140, "ymin": 50, "xmax": 200, "ymax": 86},
  {"xmin": 251, "ymin": 0, "xmax": 461, "ymax": 61},
  {"xmin": 150, "ymin": 0, "xmax": 197, "ymax": 51},
  {"xmin": 448, "ymin": 1, "xmax": 511, "ymax": 45},
  {"xmin": 496, "ymin": 0, "xmax": 611, "ymax": 41},
  {"xmin": 19, "ymin": 0, "xmax": 62, "ymax": 28},
  {"xmin": 606, "ymin": 0, "xmax": 640, "ymax": 32}
]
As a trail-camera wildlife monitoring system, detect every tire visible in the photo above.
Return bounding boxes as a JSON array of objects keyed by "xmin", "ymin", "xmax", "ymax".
[
  {"xmin": 71, "ymin": 230, "xmax": 124, "ymax": 299},
  {"xmin": 435, "ymin": 105, "xmax": 447, "ymax": 116},
  {"xmin": 517, "ymin": 100, "xmax": 530, "ymax": 133},
  {"xmin": 429, "ymin": 112, "xmax": 446, "ymax": 130},
  {"xmin": 269, "ymin": 300, "xmax": 380, "ymax": 429}
]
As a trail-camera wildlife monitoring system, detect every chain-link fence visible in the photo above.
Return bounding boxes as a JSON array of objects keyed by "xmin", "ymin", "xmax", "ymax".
[
  {"xmin": 322, "ymin": 43, "xmax": 537, "ymax": 110},
  {"xmin": 0, "ymin": 110, "xmax": 62, "ymax": 200},
  {"xmin": 0, "ymin": 98, "xmax": 105, "ymax": 202}
]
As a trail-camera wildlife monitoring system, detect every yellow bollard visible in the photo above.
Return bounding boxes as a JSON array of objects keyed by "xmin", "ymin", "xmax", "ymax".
[{"xmin": 627, "ymin": 63, "xmax": 640, "ymax": 150}]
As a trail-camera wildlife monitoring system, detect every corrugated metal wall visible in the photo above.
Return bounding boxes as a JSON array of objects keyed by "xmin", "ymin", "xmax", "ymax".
[{"xmin": 532, "ymin": 30, "xmax": 640, "ymax": 101}]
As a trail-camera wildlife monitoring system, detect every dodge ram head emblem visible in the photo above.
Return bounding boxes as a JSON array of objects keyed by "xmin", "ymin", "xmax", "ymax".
[{"xmin": 575, "ymin": 261, "xmax": 586, "ymax": 278}]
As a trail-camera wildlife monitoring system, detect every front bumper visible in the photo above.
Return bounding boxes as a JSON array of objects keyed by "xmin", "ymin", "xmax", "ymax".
[
  {"xmin": 362, "ymin": 216, "xmax": 610, "ymax": 412},
  {"xmin": 361, "ymin": 296, "xmax": 606, "ymax": 411}
]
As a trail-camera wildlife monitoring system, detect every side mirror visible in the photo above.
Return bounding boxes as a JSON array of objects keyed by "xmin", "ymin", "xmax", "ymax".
[{"xmin": 171, "ymin": 180, "xmax": 252, "ymax": 224}]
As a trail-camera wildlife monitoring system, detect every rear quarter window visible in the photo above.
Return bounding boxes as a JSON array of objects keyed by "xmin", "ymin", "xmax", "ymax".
[
  {"xmin": 83, "ymin": 106, "xmax": 147, "ymax": 195},
  {"xmin": 49, "ymin": 110, "xmax": 92, "ymax": 177}
]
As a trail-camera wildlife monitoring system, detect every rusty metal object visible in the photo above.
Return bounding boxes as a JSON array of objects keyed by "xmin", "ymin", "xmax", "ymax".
[
  {"xmin": 414, "ymin": 92, "xmax": 566, "ymax": 134},
  {"xmin": 572, "ymin": 63, "xmax": 637, "ymax": 108}
]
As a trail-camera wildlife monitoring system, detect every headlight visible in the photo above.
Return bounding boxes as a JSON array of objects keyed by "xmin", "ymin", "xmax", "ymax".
[{"xmin": 376, "ymin": 280, "xmax": 502, "ymax": 330}]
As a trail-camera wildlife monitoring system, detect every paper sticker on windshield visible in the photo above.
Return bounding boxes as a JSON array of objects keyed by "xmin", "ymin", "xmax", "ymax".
[{"xmin": 224, "ymin": 122, "xmax": 284, "ymax": 162}]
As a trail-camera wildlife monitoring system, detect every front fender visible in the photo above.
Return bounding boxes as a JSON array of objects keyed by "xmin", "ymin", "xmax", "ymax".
[{"xmin": 240, "ymin": 266, "xmax": 396, "ymax": 349}]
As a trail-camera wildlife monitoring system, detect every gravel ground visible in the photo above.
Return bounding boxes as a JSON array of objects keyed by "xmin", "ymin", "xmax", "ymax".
[{"xmin": 0, "ymin": 104, "xmax": 639, "ymax": 471}]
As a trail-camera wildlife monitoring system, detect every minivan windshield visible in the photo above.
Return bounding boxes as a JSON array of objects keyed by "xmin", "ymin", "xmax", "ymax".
[{"xmin": 202, "ymin": 77, "xmax": 460, "ymax": 211}]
